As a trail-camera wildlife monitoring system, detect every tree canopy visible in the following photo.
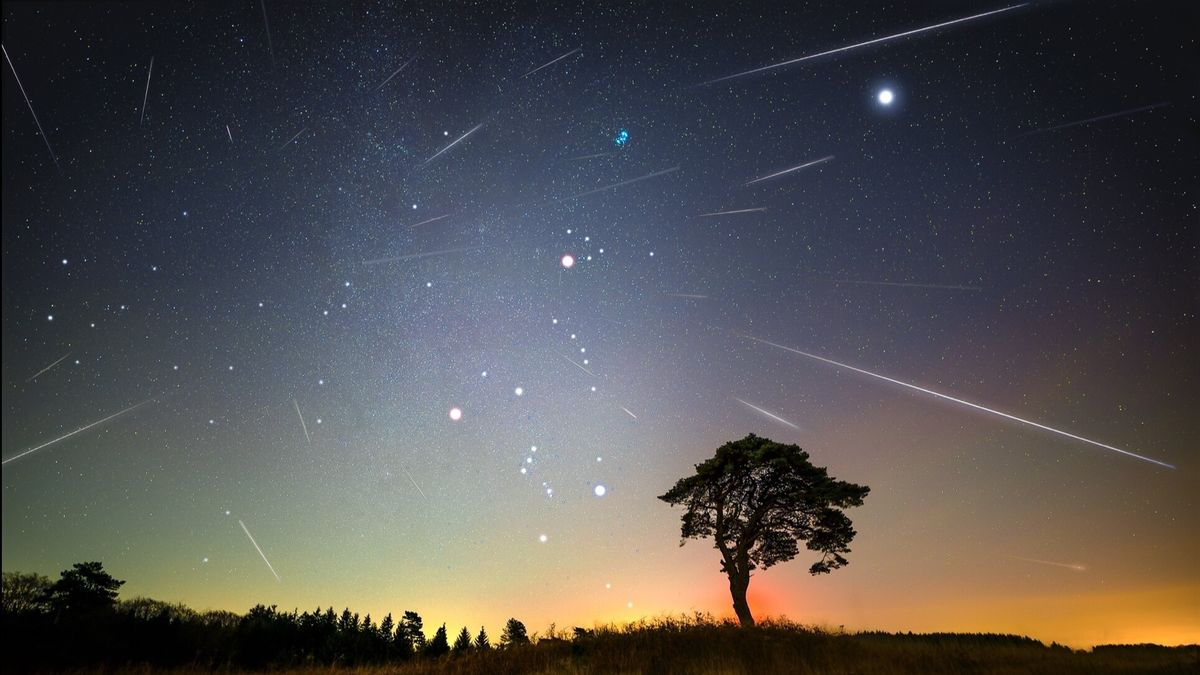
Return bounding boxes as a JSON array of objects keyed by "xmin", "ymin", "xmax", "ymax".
[{"xmin": 659, "ymin": 434, "xmax": 869, "ymax": 626}]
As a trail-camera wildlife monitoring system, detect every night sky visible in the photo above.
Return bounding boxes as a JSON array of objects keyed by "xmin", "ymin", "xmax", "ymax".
[{"xmin": 3, "ymin": 1, "xmax": 1197, "ymax": 648}]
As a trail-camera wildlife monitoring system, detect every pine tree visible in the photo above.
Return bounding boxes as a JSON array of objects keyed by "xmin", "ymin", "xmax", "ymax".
[
  {"xmin": 425, "ymin": 623, "xmax": 450, "ymax": 657},
  {"xmin": 400, "ymin": 610, "xmax": 425, "ymax": 651},
  {"xmin": 452, "ymin": 625, "xmax": 473, "ymax": 653},
  {"xmin": 474, "ymin": 626, "xmax": 491, "ymax": 650},
  {"xmin": 500, "ymin": 618, "xmax": 529, "ymax": 646},
  {"xmin": 379, "ymin": 613, "xmax": 394, "ymax": 641}
]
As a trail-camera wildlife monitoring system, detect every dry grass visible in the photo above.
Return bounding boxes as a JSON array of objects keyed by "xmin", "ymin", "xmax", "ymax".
[{"xmin": 43, "ymin": 615, "xmax": 1200, "ymax": 674}]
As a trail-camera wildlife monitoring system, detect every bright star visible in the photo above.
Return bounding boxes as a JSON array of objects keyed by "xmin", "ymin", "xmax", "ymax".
[
  {"xmin": 449, "ymin": 407, "xmax": 463, "ymax": 421},
  {"xmin": 594, "ymin": 485, "xmax": 607, "ymax": 497},
  {"xmin": 878, "ymin": 88, "xmax": 895, "ymax": 105},
  {"xmin": 561, "ymin": 254, "xmax": 575, "ymax": 268}
]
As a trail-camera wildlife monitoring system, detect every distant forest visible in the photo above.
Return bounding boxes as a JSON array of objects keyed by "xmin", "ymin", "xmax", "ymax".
[{"xmin": 2, "ymin": 563, "xmax": 532, "ymax": 669}]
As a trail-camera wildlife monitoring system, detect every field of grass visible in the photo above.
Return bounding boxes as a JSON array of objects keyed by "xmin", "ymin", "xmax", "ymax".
[{"xmin": 53, "ymin": 616, "xmax": 1198, "ymax": 675}]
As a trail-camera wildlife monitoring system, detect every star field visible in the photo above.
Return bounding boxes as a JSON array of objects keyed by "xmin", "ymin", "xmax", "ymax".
[{"xmin": 2, "ymin": 0, "xmax": 1197, "ymax": 647}]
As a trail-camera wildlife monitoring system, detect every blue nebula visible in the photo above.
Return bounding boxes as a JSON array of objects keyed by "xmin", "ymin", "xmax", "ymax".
[{"xmin": 614, "ymin": 129, "xmax": 629, "ymax": 146}]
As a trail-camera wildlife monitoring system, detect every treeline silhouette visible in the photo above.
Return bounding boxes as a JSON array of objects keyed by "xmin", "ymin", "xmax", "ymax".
[
  {"xmin": 2, "ymin": 563, "xmax": 531, "ymax": 670},
  {"xmin": 4, "ymin": 563, "xmax": 1197, "ymax": 674}
]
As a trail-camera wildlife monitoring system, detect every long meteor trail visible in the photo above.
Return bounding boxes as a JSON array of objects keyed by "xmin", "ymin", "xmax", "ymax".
[
  {"xmin": 26, "ymin": 352, "xmax": 72, "ymax": 382},
  {"xmin": 834, "ymin": 279, "xmax": 981, "ymax": 291},
  {"xmin": 362, "ymin": 246, "xmax": 479, "ymax": 266},
  {"xmin": 522, "ymin": 48, "xmax": 581, "ymax": 77},
  {"xmin": 739, "ymin": 334, "xmax": 1174, "ymax": 469},
  {"xmin": 279, "ymin": 127, "xmax": 307, "ymax": 150},
  {"xmin": 423, "ymin": 123, "xmax": 483, "ymax": 165},
  {"xmin": 697, "ymin": 207, "xmax": 768, "ymax": 217},
  {"xmin": 1009, "ymin": 556, "xmax": 1086, "ymax": 572},
  {"xmin": 561, "ymin": 353, "xmax": 596, "ymax": 377},
  {"xmin": 238, "ymin": 519, "xmax": 281, "ymax": 582},
  {"xmin": 139, "ymin": 56, "xmax": 154, "ymax": 125},
  {"xmin": 734, "ymin": 397, "xmax": 800, "ymax": 429},
  {"xmin": 1015, "ymin": 102, "xmax": 1170, "ymax": 138},
  {"xmin": 402, "ymin": 465, "xmax": 427, "ymax": 500},
  {"xmin": 745, "ymin": 156, "xmax": 833, "ymax": 186},
  {"xmin": 410, "ymin": 213, "xmax": 451, "ymax": 228},
  {"xmin": 2, "ymin": 44, "xmax": 61, "ymax": 171},
  {"xmin": 571, "ymin": 166, "xmax": 679, "ymax": 198},
  {"xmin": 292, "ymin": 399, "xmax": 310, "ymax": 444},
  {"xmin": 620, "ymin": 406, "xmax": 638, "ymax": 420},
  {"xmin": 2, "ymin": 399, "xmax": 154, "ymax": 465},
  {"xmin": 703, "ymin": 4, "xmax": 1027, "ymax": 85},
  {"xmin": 374, "ymin": 56, "xmax": 416, "ymax": 92}
]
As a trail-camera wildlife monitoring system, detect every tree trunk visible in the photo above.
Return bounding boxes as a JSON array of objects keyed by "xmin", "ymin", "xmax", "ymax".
[{"xmin": 728, "ymin": 571, "xmax": 755, "ymax": 627}]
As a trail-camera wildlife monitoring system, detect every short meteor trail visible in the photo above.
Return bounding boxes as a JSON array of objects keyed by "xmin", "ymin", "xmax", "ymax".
[
  {"xmin": 702, "ymin": 4, "xmax": 1027, "ymax": 85},
  {"xmin": 139, "ymin": 56, "xmax": 154, "ymax": 125},
  {"xmin": 834, "ymin": 279, "xmax": 981, "ymax": 291},
  {"xmin": 260, "ymin": 0, "xmax": 275, "ymax": 69},
  {"xmin": 744, "ymin": 156, "xmax": 833, "ymax": 186},
  {"xmin": 26, "ymin": 352, "xmax": 71, "ymax": 382},
  {"xmin": 238, "ymin": 519, "xmax": 281, "ymax": 582},
  {"xmin": 664, "ymin": 292, "xmax": 708, "ymax": 299},
  {"xmin": 569, "ymin": 151, "xmax": 614, "ymax": 161},
  {"xmin": 521, "ymin": 48, "xmax": 581, "ymax": 78},
  {"xmin": 401, "ymin": 465, "xmax": 427, "ymax": 500},
  {"xmin": 422, "ymin": 123, "xmax": 483, "ymax": 165},
  {"xmin": 279, "ymin": 127, "xmax": 308, "ymax": 150},
  {"xmin": 1009, "ymin": 556, "xmax": 1087, "ymax": 572},
  {"xmin": 374, "ymin": 56, "xmax": 416, "ymax": 92},
  {"xmin": 2, "ymin": 399, "xmax": 154, "ymax": 466},
  {"xmin": 561, "ymin": 353, "xmax": 596, "ymax": 377},
  {"xmin": 363, "ymin": 246, "xmax": 480, "ymax": 266},
  {"xmin": 226, "ymin": 125, "xmax": 234, "ymax": 143},
  {"xmin": 734, "ymin": 397, "xmax": 800, "ymax": 429},
  {"xmin": 410, "ymin": 213, "xmax": 451, "ymax": 228},
  {"xmin": 620, "ymin": 406, "xmax": 638, "ymax": 420},
  {"xmin": 571, "ymin": 166, "xmax": 680, "ymax": 198},
  {"xmin": 1015, "ymin": 102, "xmax": 1170, "ymax": 138},
  {"xmin": 2, "ymin": 43, "xmax": 61, "ymax": 171},
  {"xmin": 292, "ymin": 399, "xmax": 310, "ymax": 444},
  {"xmin": 697, "ymin": 207, "xmax": 768, "ymax": 217},
  {"xmin": 739, "ymin": 333, "xmax": 1175, "ymax": 469}
]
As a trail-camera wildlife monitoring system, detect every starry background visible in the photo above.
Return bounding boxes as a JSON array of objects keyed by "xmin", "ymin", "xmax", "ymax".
[{"xmin": 2, "ymin": 0, "xmax": 1197, "ymax": 648}]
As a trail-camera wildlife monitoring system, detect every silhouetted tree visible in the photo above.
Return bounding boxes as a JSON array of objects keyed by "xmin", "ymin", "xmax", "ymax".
[
  {"xmin": 426, "ymin": 623, "xmax": 450, "ymax": 657},
  {"xmin": 501, "ymin": 617, "xmax": 529, "ymax": 646},
  {"xmin": 453, "ymin": 625, "xmax": 473, "ymax": 653},
  {"xmin": 42, "ymin": 562, "xmax": 124, "ymax": 616},
  {"xmin": 659, "ymin": 434, "xmax": 869, "ymax": 627},
  {"xmin": 474, "ymin": 626, "xmax": 491, "ymax": 650},
  {"xmin": 2, "ymin": 571, "xmax": 52, "ymax": 614},
  {"xmin": 400, "ymin": 610, "xmax": 425, "ymax": 653}
]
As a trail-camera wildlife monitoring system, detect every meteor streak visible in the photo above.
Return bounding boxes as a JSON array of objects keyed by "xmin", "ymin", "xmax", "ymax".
[
  {"xmin": 402, "ymin": 465, "xmax": 427, "ymax": 500},
  {"xmin": 26, "ymin": 352, "xmax": 71, "ymax": 382},
  {"xmin": 620, "ymin": 406, "xmax": 638, "ymax": 420},
  {"xmin": 374, "ymin": 56, "xmax": 416, "ymax": 92},
  {"xmin": 238, "ymin": 519, "xmax": 281, "ymax": 582},
  {"xmin": 260, "ymin": 0, "xmax": 275, "ymax": 69},
  {"xmin": 139, "ymin": 56, "xmax": 154, "ymax": 125},
  {"xmin": 226, "ymin": 124, "xmax": 234, "ymax": 143},
  {"xmin": 2, "ymin": 399, "xmax": 154, "ymax": 465},
  {"xmin": 739, "ymin": 333, "xmax": 1175, "ymax": 469},
  {"xmin": 362, "ymin": 246, "xmax": 479, "ymax": 266},
  {"xmin": 1009, "ymin": 556, "xmax": 1087, "ymax": 572},
  {"xmin": 734, "ymin": 397, "xmax": 799, "ymax": 429},
  {"xmin": 697, "ymin": 207, "xmax": 768, "ymax": 217},
  {"xmin": 561, "ymin": 353, "xmax": 596, "ymax": 377},
  {"xmin": 664, "ymin": 292, "xmax": 708, "ymax": 299},
  {"xmin": 571, "ymin": 166, "xmax": 680, "ymax": 198},
  {"xmin": 279, "ymin": 127, "xmax": 308, "ymax": 150},
  {"xmin": 702, "ymin": 4, "xmax": 1027, "ymax": 85},
  {"xmin": 410, "ymin": 213, "xmax": 451, "ymax": 228},
  {"xmin": 744, "ymin": 156, "xmax": 833, "ymax": 186},
  {"xmin": 423, "ymin": 123, "xmax": 483, "ymax": 165},
  {"xmin": 521, "ymin": 48, "xmax": 581, "ymax": 78},
  {"xmin": 834, "ymin": 279, "xmax": 981, "ymax": 291},
  {"xmin": 292, "ymin": 399, "xmax": 310, "ymax": 444},
  {"xmin": 3, "ymin": 44, "xmax": 61, "ymax": 171},
  {"xmin": 1015, "ymin": 102, "xmax": 1170, "ymax": 138}
]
